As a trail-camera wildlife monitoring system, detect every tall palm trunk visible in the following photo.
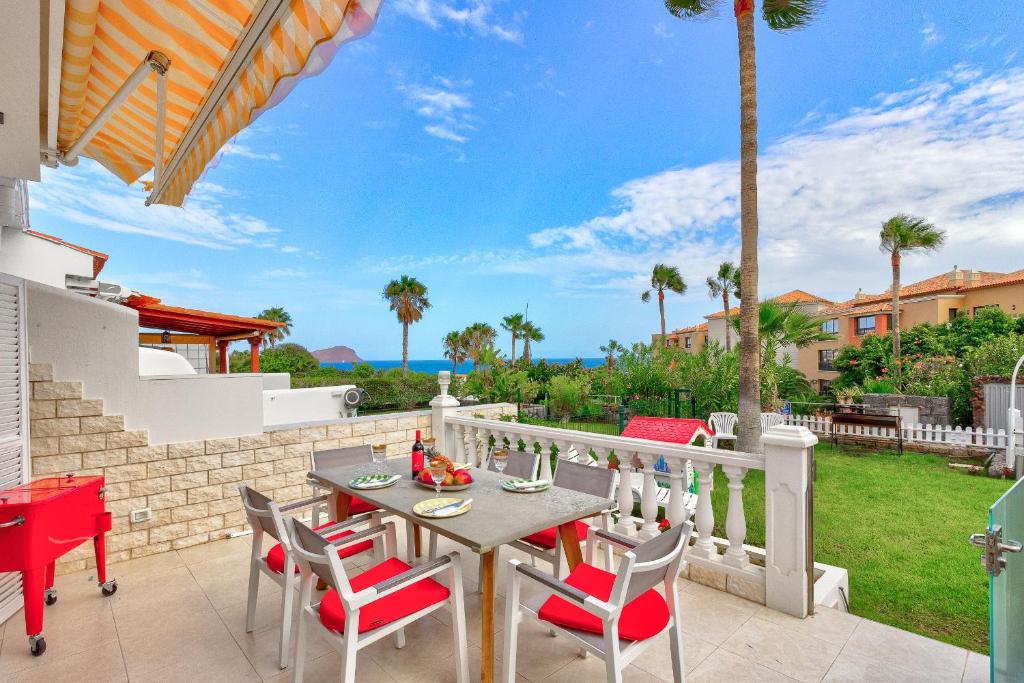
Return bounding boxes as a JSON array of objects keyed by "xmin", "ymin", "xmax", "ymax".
[
  {"xmin": 402, "ymin": 322, "xmax": 409, "ymax": 377},
  {"xmin": 891, "ymin": 253, "xmax": 901, "ymax": 385},
  {"xmin": 511, "ymin": 335, "xmax": 517, "ymax": 364},
  {"xmin": 658, "ymin": 290, "xmax": 666, "ymax": 345},
  {"xmin": 451, "ymin": 356, "xmax": 458, "ymax": 375},
  {"xmin": 723, "ymin": 291, "xmax": 732, "ymax": 352},
  {"xmin": 735, "ymin": 2, "xmax": 762, "ymax": 454}
]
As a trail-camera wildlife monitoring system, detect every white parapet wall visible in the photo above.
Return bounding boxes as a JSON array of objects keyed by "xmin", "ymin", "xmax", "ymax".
[{"xmin": 263, "ymin": 385, "xmax": 359, "ymax": 427}]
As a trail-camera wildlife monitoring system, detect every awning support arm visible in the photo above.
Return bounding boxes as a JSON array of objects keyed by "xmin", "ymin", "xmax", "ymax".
[
  {"xmin": 146, "ymin": 67, "xmax": 169, "ymax": 205},
  {"xmin": 61, "ymin": 51, "xmax": 170, "ymax": 166}
]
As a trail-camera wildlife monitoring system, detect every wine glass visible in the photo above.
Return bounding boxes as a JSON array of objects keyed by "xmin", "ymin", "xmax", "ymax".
[
  {"xmin": 428, "ymin": 460, "xmax": 447, "ymax": 498},
  {"xmin": 371, "ymin": 444, "xmax": 387, "ymax": 474},
  {"xmin": 492, "ymin": 448, "xmax": 509, "ymax": 487}
]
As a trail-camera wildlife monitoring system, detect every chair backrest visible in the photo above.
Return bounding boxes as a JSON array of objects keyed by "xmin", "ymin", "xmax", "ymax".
[
  {"xmin": 286, "ymin": 516, "xmax": 346, "ymax": 593},
  {"xmin": 311, "ymin": 445, "xmax": 372, "ymax": 471},
  {"xmin": 618, "ymin": 521, "xmax": 694, "ymax": 605},
  {"xmin": 760, "ymin": 412, "xmax": 784, "ymax": 432},
  {"xmin": 709, "ymin": 412, "xmax": 738, "ymax": 436},
  {"xmin": 552, "ymin": 459, "xmax": 615, "ymax": 499},
  {"xmin": 238, "ymin": 485, "xmax": 284, "ymax": 541},
  {"xmin": 487, "ymin": 450, "xmax": 540, "ymax": 479}
]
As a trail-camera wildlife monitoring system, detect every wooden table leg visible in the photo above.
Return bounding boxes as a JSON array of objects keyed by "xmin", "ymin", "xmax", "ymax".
[
  {"xmin": 480, "ymin": 550, "xmax": 495, "ymax": 683},
  {"xmin": 413, "ymin": 523, "xmax": 422, "ymax": 558},
  {"xmin": 557, "ymin": 521, "xmax": 584, "ymax": 571}
]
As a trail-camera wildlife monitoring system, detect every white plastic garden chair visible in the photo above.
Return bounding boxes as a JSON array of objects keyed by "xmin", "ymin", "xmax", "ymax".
[
  {"xmin": 760, "ymin": 412, "xmax": 785, "ymax": 433},
  {"xmin": 286, "ymin": 517, "xmax": 470, "ymax": 683},
  {"xmin": 708, "ymin": 412, "xmax": 738, "ymax": 448},
  {"xmin": 237, "ymin": 486, "xmax": 379, "ymax": 670},
  {"xmin": 308, "ymin": 445, "xmax": 382, "ymax": 527},
  {"xmin": 502, "ymin": 521, "xmax": 695, "ymax": 683}
]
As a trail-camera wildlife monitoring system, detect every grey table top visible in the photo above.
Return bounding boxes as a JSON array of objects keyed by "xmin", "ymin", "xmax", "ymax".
[{"xmin": 308, "ymin": 457, "xmax": 614, "ymax": 554}]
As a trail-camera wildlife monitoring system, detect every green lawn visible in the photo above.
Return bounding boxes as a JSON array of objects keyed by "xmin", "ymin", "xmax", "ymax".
[{"xmin": 708, "ymin": 444, "xmax": 1011, "ymax": 654}]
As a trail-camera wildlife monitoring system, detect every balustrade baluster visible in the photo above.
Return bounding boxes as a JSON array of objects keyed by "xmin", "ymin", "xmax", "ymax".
[
  {"xmin": 537, "ymin": 439, "xmax": 553, "ymax": 481},
  {"xmin": 614, "ymin": 452, "xmax": 636, "ymax": 535},
  {"xmin": 666, "ymin": 462, "xmax": 686, "ymax": 528},
  {"xmin": 689, "ymin": 460, "xmax": 715, "ymax": 559},
  {"xmin": 638, "ymin": 455, "xmax": 660, "ymax": 540},
  {"xmin": 721, "ymin": 465, "xmax": 749, "ymax": 568}
]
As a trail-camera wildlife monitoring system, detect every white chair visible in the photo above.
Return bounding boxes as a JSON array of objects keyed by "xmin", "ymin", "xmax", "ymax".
[
  {"xmin": 502, "ymin": 521, "xmax": 695, "ymax": 683},
  {"xmin": 708, "ymin": 412, "xmax": 738, "ymax": 448},
  {"xmin": 238, "ymin": 486, "xmax": 379, "ymax": 670},
  {"xmin": 308, "ymin": 445, "xmax": 382, "ymax": 527},
  {"xmin": 286, "ymin": 517, "xmax": 470, "ymax": 683},
  {"xmin": 760, "ymin": 412, "xmax": 785, "ymax": 434}
]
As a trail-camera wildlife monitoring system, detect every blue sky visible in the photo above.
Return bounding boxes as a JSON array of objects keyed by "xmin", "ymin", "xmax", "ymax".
[{"xmin": 29, "ymin": 1, "xmax": 1024, "ymax": 359}]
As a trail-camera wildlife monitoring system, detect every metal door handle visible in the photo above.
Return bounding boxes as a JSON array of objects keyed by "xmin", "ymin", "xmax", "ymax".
[
  {"xmin": 0, "ymin": 516, "xmax": 25, "ymax": 528},
  {"xmin": 971, "ymin": 526, "xmax": 1022, "ymax": 576}
]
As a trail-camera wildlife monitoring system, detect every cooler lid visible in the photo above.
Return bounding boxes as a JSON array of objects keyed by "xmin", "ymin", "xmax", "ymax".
[{"xmin": 0, "ymin": 476, "xmax": 103, "ymax": 507}]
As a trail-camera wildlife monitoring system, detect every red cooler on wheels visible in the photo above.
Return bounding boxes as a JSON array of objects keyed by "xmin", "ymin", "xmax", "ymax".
[{"xmin": 0, "ymin": 474, "xmax": 117, "ymax": 656}]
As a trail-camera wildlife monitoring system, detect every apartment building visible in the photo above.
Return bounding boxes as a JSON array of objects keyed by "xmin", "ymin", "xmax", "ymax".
[{"xmin": 663, "ymin": 267, "xmax": 1024, "ymax": 394}]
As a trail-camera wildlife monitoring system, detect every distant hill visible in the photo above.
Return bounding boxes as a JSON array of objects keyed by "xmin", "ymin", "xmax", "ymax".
[{"xmin": 311, "ymin": 345, "xmax": 363, "ymax": 364}]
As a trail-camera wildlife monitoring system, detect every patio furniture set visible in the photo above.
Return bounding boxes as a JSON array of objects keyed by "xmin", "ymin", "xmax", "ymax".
[{"xmin": 238, "ymin": 444, "xmax": 696, "ymax": 683}]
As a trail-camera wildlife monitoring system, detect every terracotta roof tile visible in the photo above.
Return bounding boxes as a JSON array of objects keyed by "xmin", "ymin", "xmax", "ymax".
[{"xmin": 670, "ymin": 322, "xmax": 709, "ymax": 334}]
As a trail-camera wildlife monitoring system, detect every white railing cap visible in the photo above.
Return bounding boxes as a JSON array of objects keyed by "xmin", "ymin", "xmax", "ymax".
[{"xmin": 762, "ymin": 425, "xmax": 818, "ymax": 450}]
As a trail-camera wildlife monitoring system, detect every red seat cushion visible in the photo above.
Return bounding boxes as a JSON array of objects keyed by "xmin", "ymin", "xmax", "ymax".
[
  {"xmin": 318, "ymin": 558, "xmax": 450, "ymax": 634},
  {"xmin": 521, "ymin": 520, "xmax": 591, "ymax": 550},
  {"xmin": 537, "ymin": 563, "xmax": 670, "ymax": 641},
  {"xmin": 348, "ymin": 496, "xmax": 380, "ymax": 515},
  {"xmin": 265, "ymin": 522, "xmax": 373, "ymax": 574}
]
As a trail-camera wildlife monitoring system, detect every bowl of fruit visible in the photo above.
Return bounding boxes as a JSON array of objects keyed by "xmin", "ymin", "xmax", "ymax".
[{"xmin": 415, "ymin": 455, "xmax": 474, "ymax": 491}]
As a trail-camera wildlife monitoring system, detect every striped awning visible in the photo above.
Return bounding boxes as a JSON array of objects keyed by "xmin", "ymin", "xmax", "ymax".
[{"xmin": 56, "ymin": 0, "xmax": 380, "ymax": 207}]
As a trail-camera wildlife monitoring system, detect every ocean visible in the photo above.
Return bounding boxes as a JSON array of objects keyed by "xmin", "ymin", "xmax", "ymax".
[{"xmin": 321, "ymin": 358, "xmax": 605, "ymax": 373}]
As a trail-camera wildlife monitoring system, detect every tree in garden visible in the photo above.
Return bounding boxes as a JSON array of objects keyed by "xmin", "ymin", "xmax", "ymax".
[
  {"xmin": 382, "ymin": 276, "xmax": 430, "ymax": 377},
  {"xmin": 641, "ymin": 264, "xmax": 687, "ymax": 346},
  {"xmin": 501, "ymin": 312, "xmax": 526, "ymax": 364},
  {"xmin": 665, "ymin": 0, "xmax": 822, "ymax": 452},
  {"xmin": 878, "ymin": 214, "xmax": 946, "ymax": 382},
  {"xmin": 706, "ymin": 261, "xmax": 741, "ymax": 351},
  {"xmin": 599, "ymin": 339, "xmax": 626, "ymax": 373},
  {"xmin": 521, "ymin": 321, "xmax": 545, "ymax": 363},
  {"xmin": 732, "ymin": 300, "xmax": 836, "ymax": 366},
  {"xmin": 256, "ymin": 307, "xmax": 292, "ymax": 347},
  {"xmin": 463, "ymin": 322, "xmax": 497, "ymax": 370},
  {"xmin": 442, "ymin": 330, "xmax": 468, "ymax": 375}
]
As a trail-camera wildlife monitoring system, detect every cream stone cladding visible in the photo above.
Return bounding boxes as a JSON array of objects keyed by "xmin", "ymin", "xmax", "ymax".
[{"xmin": 27, "ymin": 362, "xmax": 514, "ymax": 573}]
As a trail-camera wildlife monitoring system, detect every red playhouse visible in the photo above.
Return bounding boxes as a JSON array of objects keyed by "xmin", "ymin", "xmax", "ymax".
[{"xmin": 0, "ymin": 474, "xmax": 117, "ymax": 656}]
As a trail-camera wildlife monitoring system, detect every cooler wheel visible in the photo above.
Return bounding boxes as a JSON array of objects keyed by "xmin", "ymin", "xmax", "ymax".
[
  {"xmin": 45, "ymin": 588, "xmax": 57, "ymax": 606},
  {"xmin": 101, "ymin": 579, "xmax": 118, "ymax": 597},
  {"xmin": 29, "ymin": 634, "xmax": 46, "ymax": 657}
]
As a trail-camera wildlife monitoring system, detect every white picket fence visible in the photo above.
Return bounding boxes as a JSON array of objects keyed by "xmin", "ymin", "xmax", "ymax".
[{"xmin": 784, "ymin": 413, "xmax": 1023, "ymax": 450}]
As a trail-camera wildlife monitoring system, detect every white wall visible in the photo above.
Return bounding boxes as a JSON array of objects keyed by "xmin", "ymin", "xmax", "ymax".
[
  {"xmin": 26, "ymin": 281, "xmax": 268, "ymax": 442},
  {"xmin": 263, "ymin": 385, "xmax": 357, "ymax": 428},
  {"xmin": 0, "ymin": 0, "xmax": 41, "ymax": 181},
  {"xmin": 0, "ymin": 228, "xmax": 95, "ymax": 289}
]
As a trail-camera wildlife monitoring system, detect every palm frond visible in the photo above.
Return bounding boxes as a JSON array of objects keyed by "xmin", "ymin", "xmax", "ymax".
[
  {"xmin": 641, "ymin": 290, "xmax": 652, "ymax": 303},
  {"xmin": 664, "ymin": 0, "xmax": 720, "ymax": 19},
  {"xmin": 762, "ymin": 0, "xmax": 823, "ymax": 31}
]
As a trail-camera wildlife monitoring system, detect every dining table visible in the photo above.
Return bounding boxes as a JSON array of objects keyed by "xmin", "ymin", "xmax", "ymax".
[{"xmin": 308, "ymin": 456, "xmax": 615, "ymax": 683}]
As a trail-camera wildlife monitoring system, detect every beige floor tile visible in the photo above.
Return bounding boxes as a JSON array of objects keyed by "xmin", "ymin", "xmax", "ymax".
[
  {"xmin": 822, "ymin": 650, "xmax": 944, "ymax": 682},
  {"xmin": 108, "ymin": 565, "xmax": 208, "ymax": 620},
  {"xmin": 630, "ymin": 629, "xmax": 717, "ymax": 678},
  {"xmin": 107, "ymin": 549, "xmax": 185, "ymax": 581},
  {"xmin": 678, "ymin": 586, "xmax": 756, "ymax": 646},
  {"xmin": 543, "ymin": 654, "xmax": 665, "ymax": 682},
  {"xmin": 0, "ymin": 601, "xmax": 118, "ymax": 678},
  {"xmin": 131, "ymin": 637, "xmax": 259, "ymax": 683},
  {"xmin": 432, "ymin": 590, "xmax": 505, "ymax": 647},
  {"xmin": 720, "ymin": 616, "xmax": 842, "ymax": 683},
  {"xmin": 753, "ymin": 604, "xmax": 862, "ymax": 647},
  {"xmin": 118, "ymin": 611, "xmax": 237, "ymax": 677},
  {"xmin": 263, "ymin": 651, "xmax": 397, "ymax": 683},
  {"xmin": 687, "ymin": 648, "xmax": 800, "ymax": 682},
  {"xmin": 500, "ymin": 618, "xmax": 587, "ymax": 682},
  {"xmin": 840, "ymin": 618, "xmax": 968, "ymax": 683},
  {"xmin": 962, "ymin": 651, "xmax": 989, "ymax": 683},
  {"xmin": 217, "ymin": 590, "xmax": 303, "ymax": 639},
  {"xmin": 176, "ymin": 534, "xmax": 252, "ymax": 567},
  {"xmin": 231, "ymin": 610, "xmax": 331, "ymax": 679},
  {"xmin": 3, "ymin": 640, "xmax": 126, "ymax": 683}
]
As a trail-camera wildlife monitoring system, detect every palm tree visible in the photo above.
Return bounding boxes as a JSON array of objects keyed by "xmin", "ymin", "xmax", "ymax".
[
  {"xmin": 382, "ymin": 276, "xmax": 430, "ymax": 376},
  {"xmin": 520, "ymin": 321, "xmax": 545, "ymax": 363},
  {"xmin": 442, "ymin": 330, "xmax": 468, "ymax": 375},
  {"xmin": 599, "ymin": 339, "xmax": 625, "ymax": 373},
  {"xmin": 641, "ymin": 264, "xmax": 687, "ymax": 346},
  {"xmin": 462, "ymin": 322, "xmax": 497, "ymax": 371},
  {"xmin": 501, "ymin": 313, "xmax": 526, "ymax": 364},
  {"xmin": 665, "ymin": 0, "xmax": 821, "ymax": 453},
  {"xmin": 256, "ymin": 307, "xmax": 292, "ymax": 347},
  {"xmin": 706, "ymin": 261, "xmax": 741, "ymax": 351},
  {"xmin": 879, "ymin": 214, "xmax": 946, "ymax": 382}
]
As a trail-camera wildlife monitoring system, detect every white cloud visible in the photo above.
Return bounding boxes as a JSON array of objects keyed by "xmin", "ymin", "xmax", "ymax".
[
  {"xmin": 399, "ymin": 78, "xmax": 477, "ymax": 144},
  {"xmin": 103, "ymin": 268, "xmax": 217, "ymax": 293},
  {"xmin": 29, "ymin": 160, "xmax": 283, "ymax": 250},
  {"xmin": 392, "ymin": 0, "xmax": 524, "ymax": 44},
  {"xmin": 219, "ymin": 142, "xmax": 282, "ymax": 162},
  {"xmin": 654, "ymin": 21, "xmax": 674, "ymax": 39},
  {"xmin": 921, "ymin": 22, "xmax": 942, "ymax": 48},
  {"xmin": 424, "ymin": 125, "xmax": 468, "ymax": 142},
  {"xmin": 524, "ymin": 66, "xmax": 1024, "ymax": 303}
]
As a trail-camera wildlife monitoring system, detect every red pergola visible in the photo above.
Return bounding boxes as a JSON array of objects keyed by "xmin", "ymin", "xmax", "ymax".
[{"xmin": 123, "ymin": 295, "xmax": 284, "ymax": 373}]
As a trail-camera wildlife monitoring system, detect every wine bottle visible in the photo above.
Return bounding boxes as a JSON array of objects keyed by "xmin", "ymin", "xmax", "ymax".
[{"xmin": 411, "ymin": 430, "xmax": 425, "ymax": 478}]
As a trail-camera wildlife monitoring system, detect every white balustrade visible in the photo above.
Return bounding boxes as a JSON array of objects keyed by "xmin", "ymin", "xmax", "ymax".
[
  {"xmin": 721, "ymin": 465, "xmax": 749, "ymax": 569},
  {"xmin": 638, "ymin": 454, "xmax": 660, "ymax": 540}
]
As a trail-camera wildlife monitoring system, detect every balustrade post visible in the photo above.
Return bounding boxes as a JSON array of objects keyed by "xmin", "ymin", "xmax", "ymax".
[
  {"xmin": 430, "ymin": 371, "xmax": 461, "ymax": 455},
  {"xmin": 763, "ymin": 425, "xmax": 816, "ymax": 618},
  {"xmin": 721, "ymin": 465, "xmax": 749, "ymax": 569},
  {"xmin": 689, "ymin": 459, "xmax": 715, "ymax": 559},
  {"xmin": 638, "ymin": 456, "xmax": 660, "ymax": 540},
  {"xmin": 537, "ymin": 440, "xmax": 553, "ymax": 482},
  {"xmin": 666, "ymin": 466, "xmax": 686, "ymax": 528},
  {"xmin": 614, "ymin": 454, "xmax": 636, "ymax": 535}
]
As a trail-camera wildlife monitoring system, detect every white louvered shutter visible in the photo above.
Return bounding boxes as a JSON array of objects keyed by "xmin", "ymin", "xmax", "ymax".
[{"xmin": 0, "ymin": 275, "xmax": 28, "ymax": 625}]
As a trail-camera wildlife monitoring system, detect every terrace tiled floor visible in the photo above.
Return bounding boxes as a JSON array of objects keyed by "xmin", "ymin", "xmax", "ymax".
[{"xmin": 0, "ymin": 528, "xmax": 989, "ymax": 683}]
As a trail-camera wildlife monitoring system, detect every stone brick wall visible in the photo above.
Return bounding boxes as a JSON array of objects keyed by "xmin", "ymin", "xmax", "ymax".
[
  {"xmin": 27, "ymin": 363, "xmax": 513, "ymax": 573},
  {"xmin": 862, "ymin": 393, "xmax": 952, "ymax": 426}
]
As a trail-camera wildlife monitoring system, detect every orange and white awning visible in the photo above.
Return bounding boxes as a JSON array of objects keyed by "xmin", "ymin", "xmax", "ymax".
[{"xmin": 55, "ymin": 0, "xmax": 380, "ymax": 207}]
